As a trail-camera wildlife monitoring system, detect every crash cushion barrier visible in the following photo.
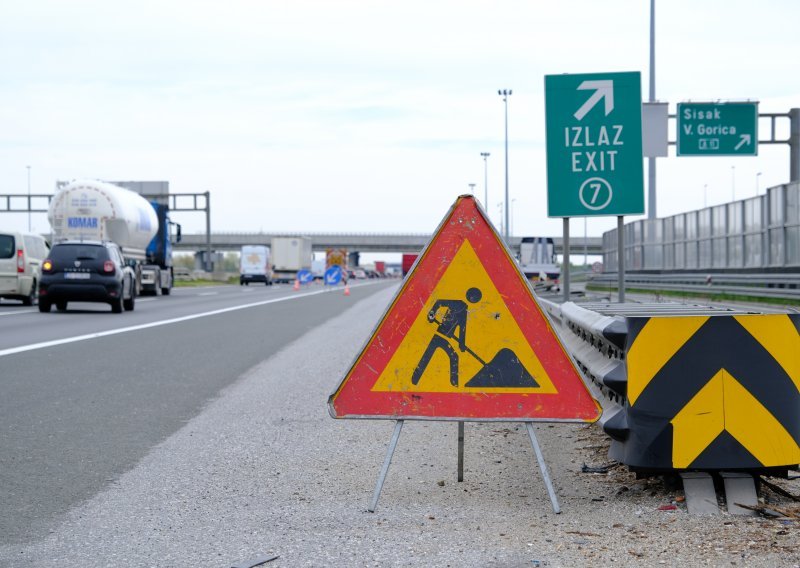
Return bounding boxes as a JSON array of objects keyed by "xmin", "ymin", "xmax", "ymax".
[{"xmin": 557, "ymin": 302, "xmax": 800, "ymax": 472}]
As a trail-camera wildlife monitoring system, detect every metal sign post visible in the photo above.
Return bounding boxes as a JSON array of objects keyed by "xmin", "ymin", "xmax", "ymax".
[
  {"xmin": 617, "ymin": 215, "xmax": 625, "ymax": 302},
  {"xmin": 457, "ymin": 422, "xmax": 465, "ymax": 482},
  {"xmin": 562, "ymin": 218, "xmax": 570, "ymax": 301}
]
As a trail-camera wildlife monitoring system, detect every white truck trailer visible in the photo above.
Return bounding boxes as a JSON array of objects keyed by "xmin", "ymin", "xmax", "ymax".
[
  {"xmin": 48, "ymin": 179, "xmax": 178, "ymax": 295},
  {"xmin": 271, "ymin": 237, "xmax": 312, "ymax": 283}
]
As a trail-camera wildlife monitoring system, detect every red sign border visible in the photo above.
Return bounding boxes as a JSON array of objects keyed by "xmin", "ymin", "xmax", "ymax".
[{"xmin": 328, "ymin": 195, "xmax": 600, "ymax": 421}]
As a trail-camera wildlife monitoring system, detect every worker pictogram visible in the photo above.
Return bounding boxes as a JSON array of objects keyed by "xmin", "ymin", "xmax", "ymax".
[
  {"xmin": 328, "ymin": 194, "xmax": 601, "ymax": 421},
  {"xmin": 411, "ymin": 286, "xmax": 539, "ymax": 389}
]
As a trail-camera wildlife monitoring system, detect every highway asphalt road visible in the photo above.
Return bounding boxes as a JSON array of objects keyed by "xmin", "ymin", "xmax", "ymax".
[{"xmin": 0, "ymin": 279, "xmax": 396, "ymax": 546}]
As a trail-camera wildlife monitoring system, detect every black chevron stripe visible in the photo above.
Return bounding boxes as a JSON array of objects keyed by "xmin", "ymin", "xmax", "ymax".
[
  {"xmin": 689, "ymin": 430, "xmax": 762, "ymax": 470},
  {"xmin": 624, "ymin": 316, "xmax": 650, "ymax": 352},
  {"xmin": 631, "ymin": 316, "xmax": 800, "ymax": 446}
]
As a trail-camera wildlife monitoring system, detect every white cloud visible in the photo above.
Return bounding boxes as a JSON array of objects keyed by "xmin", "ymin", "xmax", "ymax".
[{"xmin": 1, "ymin": 0, "xmax": 798, "ymax": 241}]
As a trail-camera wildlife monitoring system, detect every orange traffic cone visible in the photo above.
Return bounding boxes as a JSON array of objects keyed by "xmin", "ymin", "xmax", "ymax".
[
  {"xmin": 344, "ymin": 284, "xmax": 350, "ymax": 296},
  {"xmin": 293, "ymin": 279, "xmax": 300, "ymax": 291}
]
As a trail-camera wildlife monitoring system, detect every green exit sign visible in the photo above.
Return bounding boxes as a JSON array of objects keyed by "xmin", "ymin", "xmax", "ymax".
[
  {"xmin": 544, "ymin": 71, "xmax": 644, "ymax": 217},
  {"xmin": 677, "ymin": 102, "xmax": 758, "ymax": 156}
]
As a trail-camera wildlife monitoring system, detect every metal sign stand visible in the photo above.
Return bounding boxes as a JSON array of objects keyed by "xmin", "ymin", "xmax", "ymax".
[
  {"xmin": 457, "ymin": 421, "xmax": 465, "ymax": 482},
  {"xmin": 368, "ymin": 420, "xmax": 561, "ymax": 514},
  {"xmin": 369, "ymin": 420, "xmax": 404, "ymax": 512},
  {"xmin": 525, "ymin": 422, "xmax": 561, "ymax": 513}
]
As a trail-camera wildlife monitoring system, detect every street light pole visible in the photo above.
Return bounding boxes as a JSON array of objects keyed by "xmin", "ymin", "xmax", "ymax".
[
  {"xmin": 26, "ymin": 165, "xmax": 31, "ymax": 231},
  {"xmin": 468, "ymin": 183, "xmax": 476, "ymax": 195},
  {"xmin": 498, "ymin": 89, "xmax": 512, "ymax": 242},
  {"xmin": 647, "ymin": 0, "xmax": 657, "ymax": 219},
  {"xmin": 756, "ymin": 172, "xmax": 762, "ymax": 196},
  {"xmin": 480, "ymin": 152, "xmax": 490, "ymax": 210}
]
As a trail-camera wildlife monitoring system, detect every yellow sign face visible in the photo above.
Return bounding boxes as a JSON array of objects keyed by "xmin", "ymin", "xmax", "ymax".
[{"xmin": 371, "ymin": 240, "xmax": 557, "ymax": 394}]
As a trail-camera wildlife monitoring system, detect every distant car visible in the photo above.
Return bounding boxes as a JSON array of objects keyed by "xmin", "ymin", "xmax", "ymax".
[
  {"xmin": 353, "ymin": 269, "xmax": 367, "ymax": 279},
  {"xmin": 0, "ymin": 230, "xmax": 50, "ymax": 306},
  {"xmin": 38, "ymin": 240, "xmax": 136, "ymax": 313}
]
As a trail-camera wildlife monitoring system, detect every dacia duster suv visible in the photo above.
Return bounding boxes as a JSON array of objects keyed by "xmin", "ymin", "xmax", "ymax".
[{"xmin": 39, "ymin": 241, "xmax": 136, "ymax": 313}]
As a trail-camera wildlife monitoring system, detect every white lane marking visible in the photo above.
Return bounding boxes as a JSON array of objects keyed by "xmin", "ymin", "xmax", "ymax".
[
  {"xmin": 198, "ymin": 292, "xmax": 218, "ymax": 296},
  {"xmin": 0, "ymin": 287, "xmax": 341, "ymax": 358},
  {"xmin": 0, "ymin": 309, "xmax": 38, "ymax": 316}
]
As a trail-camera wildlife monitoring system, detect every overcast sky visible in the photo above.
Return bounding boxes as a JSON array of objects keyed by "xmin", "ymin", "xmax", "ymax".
[{"xmin": 2, "ymin": 0, "xmax": 798, "ymax": 241}]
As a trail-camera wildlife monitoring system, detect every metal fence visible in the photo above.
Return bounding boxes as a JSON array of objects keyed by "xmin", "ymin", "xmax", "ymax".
[{"xmin": 603, "ymin": 181, "xmax": 800, "ymax": 272}]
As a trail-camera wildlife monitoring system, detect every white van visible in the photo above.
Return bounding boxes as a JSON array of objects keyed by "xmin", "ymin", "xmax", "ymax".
[
  {"xmin": 240, "ymin": 245, "xmax": 273, "ymax": 285},
  {"xmin": 0, "ymin": 231, "xmax": 50, "ymax": 305}
]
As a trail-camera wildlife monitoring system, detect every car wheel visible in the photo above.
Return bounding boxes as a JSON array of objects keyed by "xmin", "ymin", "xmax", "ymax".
[
  {"xmin": 38, "ymin": 300, "xmax": 51, "ymax": 313},
  {"xmin": 123, "ymin": 287, "xmax": 135, "ymax": 311},
  {"xmin": 22, "ymin": 280, "xmax": 37, "ymax": 306},
  {"xmin": 56, "ymin": 301, "xmax": 68, "ymax": 312},
  {"xmin": 111, "ymin": 296, "xmax": 123, "ymax": 313}
]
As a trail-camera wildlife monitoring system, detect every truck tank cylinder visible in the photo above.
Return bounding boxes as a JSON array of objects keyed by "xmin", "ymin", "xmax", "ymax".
[{"xmin": 48, "ymin": 179, "xmax": 158, "ymax": 252}]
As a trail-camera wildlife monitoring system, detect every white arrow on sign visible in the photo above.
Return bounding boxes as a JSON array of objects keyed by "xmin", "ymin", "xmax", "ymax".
[
  {"xmin": 573, "ymin": 80, "xmax": 614, "ymax": 121},
  {"xmin": 734, "ymin": 133, "xmax": 752, "ymax": 151}
]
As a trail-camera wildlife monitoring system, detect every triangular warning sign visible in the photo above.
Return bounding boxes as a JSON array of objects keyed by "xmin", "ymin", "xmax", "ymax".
[{"xmin": 328, "ymin": 195, "xmax": 601, "ymax": 422}]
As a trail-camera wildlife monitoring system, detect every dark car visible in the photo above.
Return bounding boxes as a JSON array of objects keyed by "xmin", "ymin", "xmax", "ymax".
[{"xmin": 39, "ymin": 241, "xmax": 136, "ymax": 313}]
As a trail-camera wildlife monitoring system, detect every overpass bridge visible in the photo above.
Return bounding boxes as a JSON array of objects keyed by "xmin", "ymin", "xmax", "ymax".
[{"xmin": 174, "ymin": 232, "xmax": 603, "ymax": 256}]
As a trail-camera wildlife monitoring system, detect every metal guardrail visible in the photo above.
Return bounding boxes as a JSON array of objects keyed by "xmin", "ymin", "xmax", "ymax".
[{"xmin": 590, "ymin": 272, "xmax": 800, "ymax": 300}]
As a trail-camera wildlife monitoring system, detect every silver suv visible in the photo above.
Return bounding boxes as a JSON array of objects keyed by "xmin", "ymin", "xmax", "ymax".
[{"xmin": 0, "ymin": 231, "xmax": 50, "ymax": 305}]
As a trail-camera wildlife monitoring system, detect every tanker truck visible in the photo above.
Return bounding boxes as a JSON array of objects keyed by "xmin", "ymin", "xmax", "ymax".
[{"xmin": 48, "ymin": 179, "xmax": 181, "ymax": 295}]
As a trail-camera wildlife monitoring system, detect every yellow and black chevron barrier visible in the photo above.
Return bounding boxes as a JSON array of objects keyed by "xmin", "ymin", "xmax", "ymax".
[{"xmin": 558, "ymin": 302, "xmax": 800, "ymax": 472}]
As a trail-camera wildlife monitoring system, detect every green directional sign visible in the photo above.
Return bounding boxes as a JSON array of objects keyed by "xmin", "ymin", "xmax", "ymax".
[
  {"xmin": 545, "ymin": 72, "xmax": 644, "ymax": 217},
  {"xmin": 677, "ymin": 102, "xmax": 758, "ymax": 156}
]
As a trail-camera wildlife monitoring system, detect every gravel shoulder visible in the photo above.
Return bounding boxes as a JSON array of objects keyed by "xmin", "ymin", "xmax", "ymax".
[{"xmin": 2, "ymin": 285, "xmax": 798, "ymax": 567}]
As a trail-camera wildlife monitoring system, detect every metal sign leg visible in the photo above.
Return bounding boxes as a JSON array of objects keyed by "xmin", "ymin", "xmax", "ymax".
[
  {"xmin": 525, "ymin": 422, "xmax": 561, "ymax": 514},
  {"xmin": 369, "ymin": 420, "xmax": 404, "ymax": 513},
  {"xmin": 457, "ymin": 421, "xmax": 465, "ymax": 482}
]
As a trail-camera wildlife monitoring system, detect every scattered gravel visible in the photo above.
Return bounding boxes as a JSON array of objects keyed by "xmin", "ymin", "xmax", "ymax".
[{"xmin": 1, "ymin": 285, "xmax": 798, "ymax": 567}]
